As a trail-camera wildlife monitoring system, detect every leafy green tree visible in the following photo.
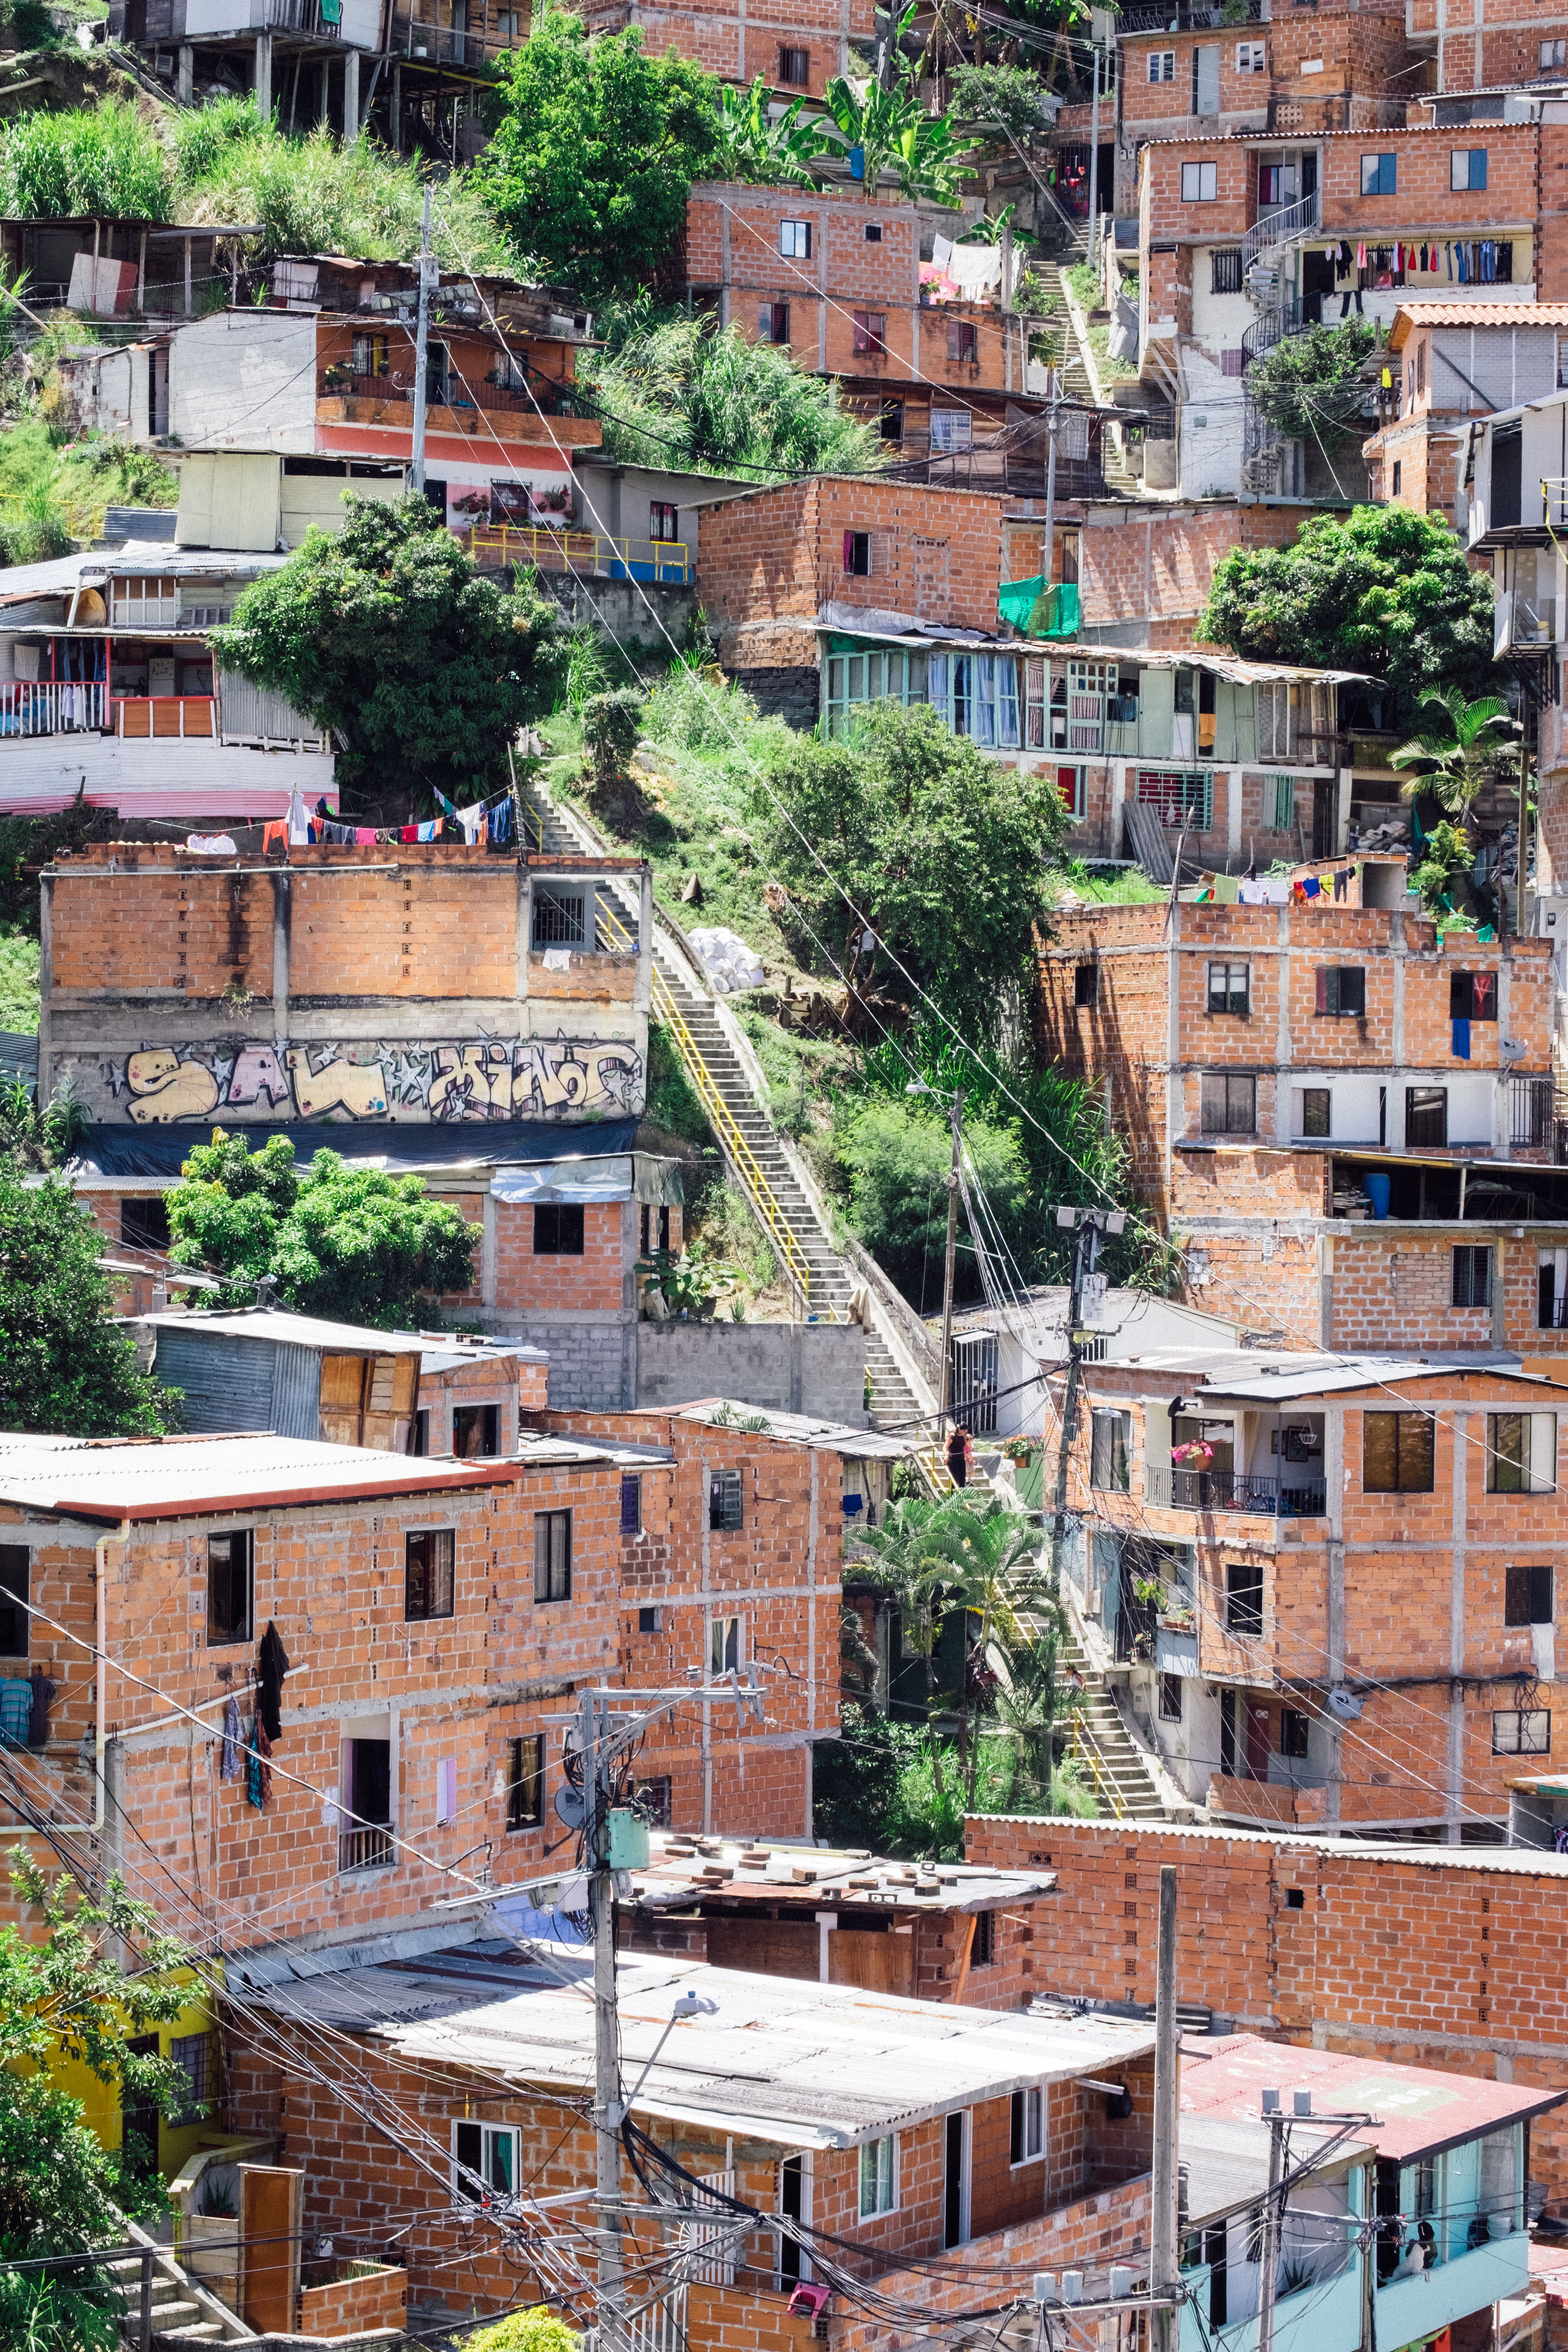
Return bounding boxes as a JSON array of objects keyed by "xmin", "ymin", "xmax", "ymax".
[
  {"xmin": 468, "ymin": 2312, "xmax": 581, "ymax": 2352},
  {"xmin": 578, "ymin": 308, "xmax": 886, "ymax": 478},
  {"xmin": 0, "ymin": 1857, "xmax": 200, "ymax": 2352},
  {"xmin": 168, "ymin": 1131, "xmax": 478, "ymax": 1328},
  {"xmin": 1200, "ymin": 506, "xmax": 1497, "ymax": 731},
  {"xmin": 756, "ymin": 702, "xmax": 1071, "ymax": 1042},
  {"xmin": 714, "ymin": 77, "xmax": 836, "ymax": 186},
  {"xmin": 0, "ymin": 1173, "xmax": 170, "ymax": 1435},
  {"xmin": 0, "ymin": 101, "xmax": 170, "ymax": 221},
  {"xmin": 1247, "ymin": 318, "xmax": 1376, "ymax": 446},
  {"xmin": 836, "ymin": 1096, "xmax": 1028, "ymax": 1305},
  {"xmin": 478, "ymin": 5, "xmax": 721, "ymax": 299},
  {"xmin": 210, "ymin": 496, "xmax": 563, "ymax": 806},
  {"xmin": 949, "ymin": 66, "xmax": 1047, "ymax": 147}
]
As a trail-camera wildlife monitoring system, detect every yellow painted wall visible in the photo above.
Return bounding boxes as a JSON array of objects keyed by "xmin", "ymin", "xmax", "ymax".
[{"xmin": 33, "ymin": 1972, "xmax": 219, "ymax": 2180}]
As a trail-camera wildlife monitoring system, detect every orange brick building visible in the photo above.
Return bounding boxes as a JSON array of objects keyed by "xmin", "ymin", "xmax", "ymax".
[
  {"xmin": 681, "ymin": 182, "xmax": 1044, "ymax": 458},
  {"xmin": 572, "ymin": 0, "xmax": 870, "ymax": 98},
  {"xmin": 1361, "ymin": 299, "xmax": 1568, "ymax": 515},
  {"xmin": 0, "ymin": 1413, "xmax": 848, "ymax": 1945},
  {"xmin": 1406, "ymin": 0, "xmax": 1568, "ymax": 97},
  {"xmin": 1072, "ymin": 499, "xmax": 1329, "ymax": 651},
  {"xmin": 222, "ymin": 1944, "xmax": 1159, "ymax": 2341},
  {"xmin": 964, "ymin": 1813, "xmax": 1568, "ymax": 2202},
  {"xmin": 43, "ymin": 838, "xmax": 674, "ymax": 1403},
  {"xmin": 1061, "ymin": 1345, "xmax": 1568, "ymax": 1839}
]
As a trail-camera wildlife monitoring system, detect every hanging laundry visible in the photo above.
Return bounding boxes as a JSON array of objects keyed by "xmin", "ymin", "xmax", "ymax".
[
  {"xmin": 401, "ymin": 825, "xmax": 419, "ymax": 843},
  {"xmin": 417, "ymin": 820, "xmax": 439, "ymax": 842},
  {"xmin": 257, "ymin": 1620, "xmax": 290, "ymax": 1742},
  {"xmin": 0, "ymin": 1678, "xmax": 28, "ymax": 1748},
  {"xmin": 262, "ymin": 819, "xmax": 288, "ymax": 856},
  {"xmin": 1453, "ymin": 1017, "xmax": 1471, "ymax": 1061},
  {"xmin": 1332, "ymin": 867, "xmax": 1349, "ymax": 902},
  {"xmin": 288, "ymin": 789, "xmax": 309, "ymax": 845},
  {"xmin": 220, "ymin": 1695, "xmax": 243, "ymax": 1781},
  {"xmin": 26, "ymin": 1666, "xmax": 55, "ymax": 1749},
  {"xmin": 324, "ymin": 820, "xmax": 354, "ymax": 845},
  {"xmin": 246, "ymin": 1715, "xmax": 272, "ymax": 1809},
  {"xmin": 1445, "ymin": 241, "xmax": 1454, "ymax": 280},
  {"xmin": 185, "ymin": 833, "xmax": 238, "ymax": 856},
  {"xmin": 354, "ymin": 827, "xmax": 377, "ymax": 845}
]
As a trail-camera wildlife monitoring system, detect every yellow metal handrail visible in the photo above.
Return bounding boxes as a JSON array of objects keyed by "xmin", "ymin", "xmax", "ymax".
[
  {"xmin": 1069, "ymin": 1711, "xmax": 1125, "ymax": 1822},
  {"xmin": 462, "ymin": 524, "xmax": 691, "ymax": 584},
  {"xmin": 595, "ymin": 899, "xmax": 812, "ymax": 1313}
]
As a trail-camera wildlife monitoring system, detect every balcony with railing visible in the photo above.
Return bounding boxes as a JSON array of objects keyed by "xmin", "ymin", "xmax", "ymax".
[
  {"xmin": 339, "ymin": 1823, "xmax": 395, "ymax": 1873},
  {"xmin": 1510, "ymin": 1075, "xmax": 1556, "ymax": 1152},
  {"xmin": 461, "ymin": 524, "xmax": 691, "ymax": 583},
  {"xmin": 315, "ymin": 368, "xmax": 599, "ymax": 445},
  {"xmin": 0, "ymin": 681, "xmax": 107, "ymax": 738},
  {"xmin": 385, "ymin": 7, "xmax": 526, "ymax": 65},
  {"xmin": 1144, "ymin": 1463, "xmax": 1327, "ymax": 1518},
  {"xmin": 1119, "ymin": 0, "xmax": 1262, "ymax": 24},
  {"xmin": 261, "ymin": 0, "xmax": 341, "ymax": 34}
]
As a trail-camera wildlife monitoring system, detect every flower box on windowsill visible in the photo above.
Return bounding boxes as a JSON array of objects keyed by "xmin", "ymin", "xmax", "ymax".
[{"xmin": 1157, "ymin": 1610, "xmax": 1195, "ymax": 1633}]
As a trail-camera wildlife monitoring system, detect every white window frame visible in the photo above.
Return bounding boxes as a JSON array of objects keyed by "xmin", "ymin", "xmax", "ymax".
[
  {"xmin": 1237, "ymin": 39, "xmax": 1264, "ymax": 71},
  {"xmin": 1011, "ymin": 2084, "xmax": 1045, "ymax": 2168},
  {"xmin": 858, "ymin": 2133, "xmax": 897, "ymax": 2218},
  {"xmin": 451, "ymin": 2119, "xmax": 521, "ymax": 2207},
  {"xmin": 1180, "ymin": 161, "xmax": 1217, "ymax": 203},
  {"xmin": 1148, "ymin": 48, "xmax": 1174, "ymax": 82},
  {"xmin": 709, "ymin": 1613, "xmax": 741, "ymax": 1677},
  {"xmin": 930, "ymin": 407, "xmax": 972, "ymax": 453},
  {"xmin": 779, "ymin": 219, "xmax": 812, "ymax": 259},
  {"xmin": 1485, "ymin": 1411, "xmax": 1557, "ymax": 1497}
]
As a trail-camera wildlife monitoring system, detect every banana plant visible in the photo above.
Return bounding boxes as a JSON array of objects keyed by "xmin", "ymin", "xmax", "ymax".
[
  {"xmin": 820, "ymin": 47, "xmax": 975, "ymax": 204},
  {"xmin": 715, "ymin": 75, "xmax": 838, "ymax": 188}
]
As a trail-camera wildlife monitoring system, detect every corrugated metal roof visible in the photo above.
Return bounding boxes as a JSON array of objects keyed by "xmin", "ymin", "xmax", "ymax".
[
  {"xmin": 670, "ymin": 1402, "xmax": 915, "ymax": 1458},
  {"xmin": 1179, "ymin": 2112, "xmax": 1369, "ymax": 2226},
  {"xmin": 0, "ymin": 1432, "xmax": 515, "ymax": 1522},
  {"xmin": 135, "ymin": 1309, "xmax": 547, "ymax": 1366},
  {"xmin": 1181, "ymin": 2034, "xmax": 1567, "ymax": 2160},
  {"xmin": 247, "ymin": 1948, "xmax": 1158, "ymax": 2151},
  {"xmin": 0, "ymin": 545, "xmax": 296, "ymax": 599},
  {"xmin": 630, "ymin": 1830, "xmax": 1055, "ymax": 1917},
  {"xmin": 1084, "ymin": 1348, "xmax": 1568, "ymax": 1402}
]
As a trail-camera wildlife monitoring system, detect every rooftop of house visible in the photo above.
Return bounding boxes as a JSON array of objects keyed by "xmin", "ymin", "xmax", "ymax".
[
  {"xmin": 627, "ymin": 1830, "xmax": 1056, "ymax": 1917},
  {"xmin": 945, "ymin": 1288, "xmax": 1237, "ymax": 1351},
  {"xmin": 1388, "ymin": 300, "xmax": 1568, "ymax": 348},
  {"xmin": 1089, "ymin": 1348, "xmax": 1568, "ymax": 1403},
  {"xmin": 73, "ymin": 1117, "xmax": 647, "ymax": 1183},
  {"xmin": 1138, "ymin": 119, "xmax": 1545, "ymax": 149},
  {"xmin": 131, "ymin": 1308, "xmax": 549, "ymax": 1367},
  {"xmin": 818, "ymin": 607, "xmax": 1369, "ymax": 680},
  {"xmin": 665, "ymin": 1402, "xmax": 914, "ymax": 1460},
  {"xmin": 236, "ymin": 1944, "xmax": 1156, "ymax": 2150},
  {"xmin": 1180, "ymin": 2033, "xmax": 1567, "ymax": 2161},
  {"xmin": 0, "ymin": 1431, "xmax": 516, "ymax": 1523},
  {"xmin": 0, "ymin": 545, "xmax": 293, "ymax": 601},
  {"xmin": 1179, "ymin": 2112, "xmax": 1369, "ymax": 2228}
]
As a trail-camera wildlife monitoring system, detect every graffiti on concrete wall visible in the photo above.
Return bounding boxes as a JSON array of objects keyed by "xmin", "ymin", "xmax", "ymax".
[{"xmin": 66, "ymin": 1035, "xmax": 646, "ymax": 1124}]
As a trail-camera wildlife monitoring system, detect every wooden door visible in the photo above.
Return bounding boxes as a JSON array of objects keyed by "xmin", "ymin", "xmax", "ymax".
[{"xmin": 239, "ymin": 2166, "xmax": 301, "ymax": 2335}]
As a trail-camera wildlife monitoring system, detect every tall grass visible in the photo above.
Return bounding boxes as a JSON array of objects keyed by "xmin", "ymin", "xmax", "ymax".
[
  {"xmin": 578, "ymin": 311, "xmax": 887, "ymax": 480},
  {"xmin": 169, "ymin": 104, "xmax": 525, "ymax": 270},
  {"xmin": 0, "ymin": 99, "xmax": 172, "ymax": 220}
]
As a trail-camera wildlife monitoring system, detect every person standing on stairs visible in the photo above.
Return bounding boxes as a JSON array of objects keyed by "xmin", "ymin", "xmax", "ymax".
[{"xmin": 946, "ymin": 1424, "xmax": 972, "ymax": 1487}]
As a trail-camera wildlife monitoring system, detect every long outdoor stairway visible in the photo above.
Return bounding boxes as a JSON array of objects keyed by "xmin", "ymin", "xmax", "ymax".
[
  {"xmin": 1057, "ymin": 1617, "xmax": 1172, "ymax": 1822},
  {"xmin": 524, "ymin": 778, "xmax": 950, "ymax": 1478},
  {"xmin": 101, "ymin": 2215, "xmax": 254, "ymax": 2347}
]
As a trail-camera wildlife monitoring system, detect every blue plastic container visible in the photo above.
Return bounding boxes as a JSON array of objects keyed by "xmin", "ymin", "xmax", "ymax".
[{"xmin": 1364, "ymin": 1173, "xmax": 1392, "ymax": 1220}]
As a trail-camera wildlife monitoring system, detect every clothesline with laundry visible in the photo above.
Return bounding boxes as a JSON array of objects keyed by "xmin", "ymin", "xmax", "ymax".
[{"xmin": 1312, "ymin": 236, "xmax": 1515, "ymax": 306}]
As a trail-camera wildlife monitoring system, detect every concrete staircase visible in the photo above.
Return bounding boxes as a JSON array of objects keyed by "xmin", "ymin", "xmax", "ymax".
[
  {"xmin": 524, "ymin": 780, "xmax": 944, "ymax": 1458},
  {"xmin": 1032, "ymin": 257, "xmax": 1097, "ymax": 409},
  {"xmin": 1058, "ymin": 1618, "xmax": 1171, "ymax": 1822},
  {"xmin": 101, "ymin": 2221, "xmax": 254, "ymax": 2346}
]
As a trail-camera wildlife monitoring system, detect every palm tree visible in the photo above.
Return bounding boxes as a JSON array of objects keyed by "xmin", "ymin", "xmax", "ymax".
[
  {"xmin": 1389, "ymin": 686, "xmax": 1517, "ymax": 829},
  {"xmin": 820, "ymin": 60, "xmax": 974, "ymax": 205},
  {"xmin": 714, "ymin": 78, "xmax": 836, "ymax": 188}
]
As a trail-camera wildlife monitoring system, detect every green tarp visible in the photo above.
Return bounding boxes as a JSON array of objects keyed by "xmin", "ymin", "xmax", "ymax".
[{"xmin": 996, "ymin": 578, "xmax": 1080, "ymax": 638}]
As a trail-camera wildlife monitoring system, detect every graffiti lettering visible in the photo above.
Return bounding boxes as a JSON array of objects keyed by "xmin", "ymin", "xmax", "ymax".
[{"xmin": 74, "ymin": 1034, "xmax": 646, "ymax": 1125}]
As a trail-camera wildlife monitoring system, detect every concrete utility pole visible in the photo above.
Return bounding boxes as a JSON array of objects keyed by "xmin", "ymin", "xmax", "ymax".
[
  {"xmin": 1046, "ymin": 1206, "xmax": 1123, "ymax": 1595},
  {"xmin": 939, "ymin": 1085, "xmax": 964, "ymax": 1445},
  {"xmin": 1150, "ymin": 1863, "xmax": 1179, "ymax": 2352},
  {"xmin": 1041, "ymin": 374, "xmax": 1062, "ymax": 606},
  {"xmin": 1088, "ymin": 40, "xmax": 1101, "ymax": 272},
  {"xmin": 1256, "ymin": 2104, "xmax": 1288, "ymax": 2352},
  {"xmin": 583, "ymin": 1690, "xmax": 628, "ymax": 2352},
  {"xmin": 411, "ymin": 185, "xmax": 434, "ymax": 496}
]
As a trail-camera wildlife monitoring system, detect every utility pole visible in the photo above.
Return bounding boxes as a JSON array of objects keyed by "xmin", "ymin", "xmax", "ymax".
[
  {"xmin": 582, "ymin": 1690, "xmax": 628, "ymax": 2352},
  {"xmin": 938, "ymin": 1085, "xmax": 964, "ymax": 1447},
  {"xmin": 1041, "ymin": 374, "xmax": 1062, "ymax": 613},
  {"xmin": 1087, "ymin": 39, "xmax": 1102, "ymax": 272},
  {"xmin": 410, "ymin": 185, "xmax": 434, "ymax": 497},
  {"xmin": 1256, "ymin": 2105, "xmax": 1287, "ymax": 2352},
  {"xmin": 1150, "ymin": 1863, "xmax": 1179, "ymax": 2352},
  {"xmin": 1517, "ymin": 687, "xmax": 1533, "ymax": 941}
]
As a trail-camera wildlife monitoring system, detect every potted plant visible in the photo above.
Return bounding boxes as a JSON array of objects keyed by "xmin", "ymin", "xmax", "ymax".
[{"xmin": 1002, "ymin": 1437, "xmax": 1036, "ymax": 1468}]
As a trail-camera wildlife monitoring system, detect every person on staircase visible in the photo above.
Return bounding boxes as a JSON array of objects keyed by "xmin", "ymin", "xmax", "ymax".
[{"xmin": 946, "ymin": 1423, "xmax": 972, "ymax": 1488}]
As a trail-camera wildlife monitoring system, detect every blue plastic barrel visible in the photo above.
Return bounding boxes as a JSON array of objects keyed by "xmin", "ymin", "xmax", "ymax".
[{"xmin": 1364, "ymin": 1173, "xmax": 1392, "ymax": 1220}]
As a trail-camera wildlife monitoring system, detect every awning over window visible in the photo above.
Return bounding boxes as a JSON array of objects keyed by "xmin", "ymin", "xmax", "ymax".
[{"xmin": 490, "ymin": 1153, "xmax": 683, "ymax": 1205}]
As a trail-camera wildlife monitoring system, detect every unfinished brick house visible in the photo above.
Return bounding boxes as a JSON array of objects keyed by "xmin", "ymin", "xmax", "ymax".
[
  {"xmin": 1136, "ymin": 119, "xmax": 1565, "ymax": 500},
  {"xmin": 0, "ymin": 1411, "xmax": 847, "ymax": 1943},
  {"xmin": 1361, "ymin": 299, "xmax": 1568, "ymax": 514},
  {"xmin": 1037, "ymin": 894, "xmax": 1567, "ymax": 1336},
  {"xmin": 1061, "ymin": 1345, "xmax": 1568, "ymax": 1838},
  {"xmin": 1069, "ymin": 499, "xmax": 1335, "ymax": 652},
  {"xmin": 222, "ymin": 1941, "xmax": 1159, "ymax": 2341},
  {"xmin": 698, "ymin": 481, "xmax": 1358, "ymax": 834},
  {"xmin": 1406, "ymin": 0, "xmax": 1568, "ymax": 98},
  {"xmin": 621, "ymin": 1829, "xmax": 1058, "ymax": 2008},
  {"xmin": 964, "ymin": 1812, "xmax": 1568, "ymax": 2201},
  {"xmin": 44, "ymin": 838, "xmax": 682, "ymax": 1405},
  {"xmin": 681, "ymin": 182, "xmax": 1047, "ymax": 458},
  {"xmin": 574, "ymin": 0, "xmax": 869, "ymax": 99}
]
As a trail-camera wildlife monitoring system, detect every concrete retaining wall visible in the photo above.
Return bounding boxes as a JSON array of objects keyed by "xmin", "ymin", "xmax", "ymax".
[{"xmin": 635, "ymin": 1320, "xmax": 866, "ymax": 1424}]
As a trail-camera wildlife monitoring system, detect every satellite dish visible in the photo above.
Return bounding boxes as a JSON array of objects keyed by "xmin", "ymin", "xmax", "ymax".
[
  {"xmin": 554, "ymin": 1784, "xmax": 587, "ymax": 1827},
  {"xmin": 1326, "ymin": 1687, "xmax": 1362, "ymax": 1721}
]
